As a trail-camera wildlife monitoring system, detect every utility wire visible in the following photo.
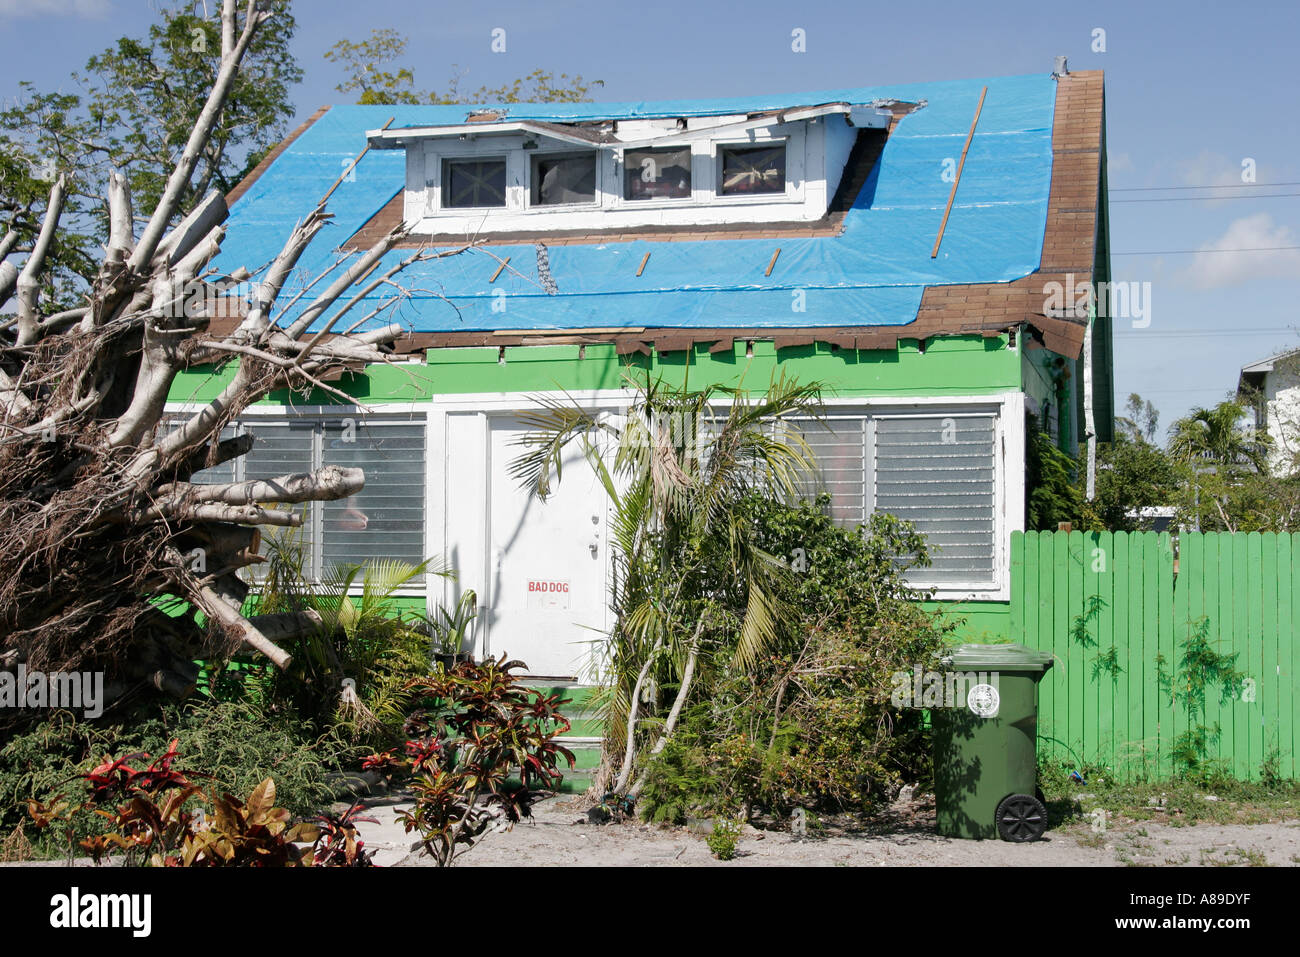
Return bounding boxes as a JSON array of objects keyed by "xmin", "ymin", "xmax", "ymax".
[
  {"xmin": 1107, "ymin": 247, "xmax": 1300, "ymax": 257},
  {"xmin": 1111, "ymin": 181, "xmax": 1300, "ymax": 192},
  {"xmin": 1114, "ymin": 329, "xmax": 1297, "ymax": 338},
  {"xmin": 1111, "ymin": 192, "xmax": 1300, "ymax": 203}
]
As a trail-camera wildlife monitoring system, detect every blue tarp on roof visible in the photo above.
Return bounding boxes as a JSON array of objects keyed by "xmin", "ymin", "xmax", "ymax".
[{"xmin": 213, "ymin": 73, "xmax": 1057, "ymax": 334}]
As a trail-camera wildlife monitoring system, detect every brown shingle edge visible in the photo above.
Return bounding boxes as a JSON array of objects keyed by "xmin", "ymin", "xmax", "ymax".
[
  {"xmin": 398, "ymin": 319, "xmax": 1029, "ymax": 356},
  {"xmin": 226, "ymin": 105, "xmax": 331, "ymax": 206}
]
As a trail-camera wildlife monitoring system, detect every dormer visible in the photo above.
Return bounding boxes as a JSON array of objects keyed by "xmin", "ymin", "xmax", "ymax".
[{"xmin": 365, "ymin": 102, "xmax": 907, "ymax": 237}]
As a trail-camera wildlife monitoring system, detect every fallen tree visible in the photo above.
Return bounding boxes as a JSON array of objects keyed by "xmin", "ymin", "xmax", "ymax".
[{"xmin": 0, "ymin": 0, "xmax": 461, "ymax": 725}]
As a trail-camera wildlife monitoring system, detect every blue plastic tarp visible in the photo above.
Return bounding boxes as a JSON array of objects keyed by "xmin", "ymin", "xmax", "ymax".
[{"xmin": 212, "ymin": 73, "xmax": 1056, "ymax": 334}]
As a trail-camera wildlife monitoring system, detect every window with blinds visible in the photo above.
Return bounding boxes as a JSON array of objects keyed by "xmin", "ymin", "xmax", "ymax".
[
  {"xmin": 321, "ymin": 421, "xmax": 425, "ymax": 569},
  {"xmin": 874, "ymin": 415, "xmax": 996, "ymax": 585},
  {"xmin": 788, "ymin": 411, "xmax": 998, "ymax": 587},
  {"xmin": 176, "ymin": 415, "xmax": 426, "ymax": 581}
]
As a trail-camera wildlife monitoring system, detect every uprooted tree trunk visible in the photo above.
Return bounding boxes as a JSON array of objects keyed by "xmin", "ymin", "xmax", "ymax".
[{"xmin": 0, "ymin": 0, "xmax": 464, "ymax": 727}]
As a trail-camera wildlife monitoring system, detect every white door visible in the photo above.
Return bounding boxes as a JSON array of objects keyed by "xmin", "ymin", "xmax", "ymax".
[{"xmin": 485, "ymin": 415, "xmax": 609, "ymax": 679}]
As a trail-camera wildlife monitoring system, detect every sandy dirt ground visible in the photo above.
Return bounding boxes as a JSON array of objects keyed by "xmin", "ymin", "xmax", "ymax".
[{"xmin": 350, "ymin": 795, "xmax": 1300, "ymax": 867}]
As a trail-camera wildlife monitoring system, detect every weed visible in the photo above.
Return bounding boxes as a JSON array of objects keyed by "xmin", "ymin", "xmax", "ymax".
[{"xmin": 706, "ymin": 816, "xmax": 743, "ymax": 860}]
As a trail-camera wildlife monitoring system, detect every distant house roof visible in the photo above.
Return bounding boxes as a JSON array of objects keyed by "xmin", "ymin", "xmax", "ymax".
[
  {"xmin": 216, "ymin": 71, "xmax": 1106, "ymax": 358},
  {"xmin": 1238, "ymin": 348, "xmax": 1300, "ymax": 397}
]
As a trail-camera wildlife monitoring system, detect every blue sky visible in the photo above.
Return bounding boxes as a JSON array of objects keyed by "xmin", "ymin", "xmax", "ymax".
[{"xmin": 3, "ymin": 0, "xmax": 1298, "ymax": 434}]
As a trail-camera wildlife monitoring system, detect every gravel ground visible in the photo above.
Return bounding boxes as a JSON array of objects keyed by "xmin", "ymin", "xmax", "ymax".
[{"xmin": 352, "ymin": 795, "xmax": 1300, "ymax": 867}]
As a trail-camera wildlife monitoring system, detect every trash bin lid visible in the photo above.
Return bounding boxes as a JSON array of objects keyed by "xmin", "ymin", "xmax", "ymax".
[{"xmin": 938, "ymin": 642, "xmax": 1055, "ymax": 673}]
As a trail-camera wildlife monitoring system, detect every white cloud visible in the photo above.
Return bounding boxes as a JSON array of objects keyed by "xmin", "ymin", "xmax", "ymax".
[
  {"xmin": 1186, "ymin": 213, "xmax": 1300, "ymax": 289},
  {"xmin": 1177, "ymin": 150, "xmax": 1244, "ymax": 190},
  {"xmin": 0, "ymin": 0, "xmax": 111, "ymax": 18},
  {"xmin": 1108, "ymin": 151, "xmax": 1134, "ymax": 175}
]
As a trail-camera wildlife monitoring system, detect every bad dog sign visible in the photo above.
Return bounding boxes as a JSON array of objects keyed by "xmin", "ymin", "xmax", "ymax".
[{"xmin": 526, "ymin": 579, "xmax": 571, "ymax": 609}]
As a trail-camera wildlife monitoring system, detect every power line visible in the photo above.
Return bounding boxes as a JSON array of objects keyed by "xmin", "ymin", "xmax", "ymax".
[
  {"xmin": 1111, "ymin": 181, "xmax": 1300, "ymax": 192},
  {"xmin": 1134, "ymin": 386, "xmax": 1242, "ymax": 394},
  {"xmin": 1107, "ymin": 247, "xmax": 1300, "ymax": 257},
  {"xmin": 1113, "ymin": 328, "xmax": 1297, "ymax": 338},
  {"xmin": 1111, "ymin": 192, "xmax": 1300, "ymax": 203}
]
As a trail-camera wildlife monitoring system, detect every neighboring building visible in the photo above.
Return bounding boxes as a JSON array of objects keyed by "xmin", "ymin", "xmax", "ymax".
[
  {"xmin": 1238, "ymin": 349, "xmax": 1300, "ymax": 477},
  {"xmin": 169, "ymin": 67, "xmax": 1112, "ymax": 678}
]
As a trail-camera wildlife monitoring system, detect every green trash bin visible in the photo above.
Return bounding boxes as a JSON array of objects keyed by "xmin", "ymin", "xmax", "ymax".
[{"xmin": 932, "ymin": 643, "xmax": 1054, "ymax": 842}]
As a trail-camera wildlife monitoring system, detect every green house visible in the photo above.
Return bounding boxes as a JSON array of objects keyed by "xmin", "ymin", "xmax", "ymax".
[{"xmin": 169, "ymin": 66, "xmax": 1112, "ymax": 677}]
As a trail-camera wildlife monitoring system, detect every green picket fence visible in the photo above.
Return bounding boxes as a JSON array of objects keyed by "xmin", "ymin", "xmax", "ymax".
[{"xmin": 1010, "ymin": 531, "xmax": 1298, "ymax": 781}]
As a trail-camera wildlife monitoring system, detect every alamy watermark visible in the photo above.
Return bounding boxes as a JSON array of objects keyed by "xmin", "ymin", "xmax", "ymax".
[
  {"xmin": 891, "ymin": 666, "xmax": 1001, "ymax": 714},
  {"xmin": 1042, "ymin": 272, "xmax": 1152, "ymax": 329},
  {"xmin": 1, "ymin": 665, "xmax": 104, "ymax": 719}
]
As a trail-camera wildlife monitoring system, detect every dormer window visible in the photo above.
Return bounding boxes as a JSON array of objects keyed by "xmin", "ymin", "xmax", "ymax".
[
  {"xmin": 531, "ymin": 152, "xmax": 597, "ymax": 206},
  {"xmin": 371, "ymin": 101, "xmax": 902, "ymax": 234},
  {"xmin": 443, "ymin": 157, "xmax": 507, "ymax": 208},
  {"xmin": 720, "ymin": 143, "xmax": 786, "ymax": 195},
  {"xmin": 623, "ymin": 147, "xmax": 692, "ymax": 201}
]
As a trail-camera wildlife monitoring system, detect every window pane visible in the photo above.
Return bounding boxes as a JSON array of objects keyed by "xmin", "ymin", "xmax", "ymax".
[
  {"xmin": 443, "ymin": 158, "xmax": 507, "ymax": 208},
  {"xmin": 624, "ymin": 147, "xmax": 691, "ymax": 200},
  {"xmin": 531, "ymin": 152, "xmax": 596, "ymax": 205},
  {"xmin": 874, "ymin": 416, "xmax": 996, "ymax": 584},
  {"xmin": 241, "ymin": 422, "xmax": 318, "ymax": 573},
  {"xmin": 788, "ymin": 417, "xmax": 867, "ymax": 525},
  {"xmin": 320, "ymin": 422, "xmax": 425, "ymax": 571},
  {"xmin": 720, "ymin": 144, "xmax": 786, "ymax": 195}
]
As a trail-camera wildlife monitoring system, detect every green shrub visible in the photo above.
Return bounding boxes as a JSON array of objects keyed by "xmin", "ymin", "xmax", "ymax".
[
  {"xmin": 706, "ymin": 817, "xmax": 742, "ymax": 860},
  {"xmin": 0, "ymin": 698, "xmax": 351, "ymax": 859},
  {"xmin": 637, "ymin": 494, "xmax": 952, "ymax": 819},
  {"xmin": 638, "ymin": 737, "xmax": 727, "ymax": 824}
]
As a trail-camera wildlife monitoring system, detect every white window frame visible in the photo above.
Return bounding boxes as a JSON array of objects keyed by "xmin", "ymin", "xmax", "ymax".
[
  {"xmin": 439, "ymin": 153, "xmax": 513, "ymax": 212},
  {"xmin": 526, "ymin": 148, "xmax": 602, "ymax": 210},
  {"xmin": 813, "ymin": 394, "xmax": 1024, "ymax": 601}
]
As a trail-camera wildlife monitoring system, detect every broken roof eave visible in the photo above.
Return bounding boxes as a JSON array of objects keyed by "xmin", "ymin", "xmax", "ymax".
[{"xmin": 365, "ymin": 102, "xmax": 896, "ymax": 151}]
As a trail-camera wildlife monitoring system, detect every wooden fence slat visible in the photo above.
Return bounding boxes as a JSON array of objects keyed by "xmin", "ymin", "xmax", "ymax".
[
  {"xmin": 1097, "ymin": 531, "xmax": 1116, "ymax": 770},
  {"xmin": 1232, "ymin": 534, "xmax": 1251, "ymax": 778},
  {"xmin": 1170, "ymin": 532, "xmax": 1194, "ymax": 779},
  {"xmin": 1260, "ymin": 532, "xmax": 1279, "ymax": 782},
  {"xmin": 1279, "ymin": 535, "xmax": 1289, "ymax": 780},
  {"xmin": 1138, "ymin": 533, "xmax": 1158, "ymax": 777},
  {"xmin": 1010, "ymin": 531, "xmax": 1025, "ymax": 644},
  {"xmin": 1201, "ymin": 532, "xmax": 1223, "ymax": 771},
  {"xmin": 1040, "ymin": 530, "xmax": 1060, "ymax": 754},
  {"xmin": 1054, "ymin": 530, "xmax": 1072, "ymax": 759},
  {"xmin": 1114, "ymin": 531, "xmax": 1133, "ymax": 775}
]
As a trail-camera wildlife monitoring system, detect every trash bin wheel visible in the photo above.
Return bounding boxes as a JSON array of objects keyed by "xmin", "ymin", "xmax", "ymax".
[{"xmin": 995, "ymin": 793, "xmax": 1048, "ymax": 843}]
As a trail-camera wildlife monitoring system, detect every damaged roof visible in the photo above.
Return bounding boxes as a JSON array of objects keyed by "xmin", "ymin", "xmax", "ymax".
[{"xmin": 217, "ymin": 71, "xmax": 1105, "ymax": 358}]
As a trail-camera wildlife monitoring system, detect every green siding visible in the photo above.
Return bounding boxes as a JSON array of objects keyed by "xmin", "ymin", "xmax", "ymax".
[
  {"xmin": 923, "ymin": 600, "xmax": 1012, "ymax": 643},
  {"xmin": 169, "ymin": 361, "xmax": 437, "ymax": 404},
  {"xmin": 166, "ymin": 335, "xmax": 1023, "ymax": 406}
]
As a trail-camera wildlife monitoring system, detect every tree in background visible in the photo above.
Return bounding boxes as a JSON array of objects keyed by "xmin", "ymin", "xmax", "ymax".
[
  {"xmin": 324, "ymin": 28, "xmax": 602, "ymax": 105},
  {"xmin": 1167, "ymin": 399, "xmax": 1300, "ymax": 532},
  {"xmin": 1081, "ymin": 393, "xmax": 1180, "ymax": 531},
  {"xmin": 0, "ymin": 0, "xmax": 301, "ymax": 301},
  {"xmin": 1116, "ymin": 392, "xmax": 1160, "ymax": 444}
]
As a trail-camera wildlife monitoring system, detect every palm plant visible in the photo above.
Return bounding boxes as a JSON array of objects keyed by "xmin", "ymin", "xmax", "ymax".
[
  {"xmin": 428, "ymin": 588, "xmax": 478, "ymax": 660},
  {"xmin": 1168, "ymin": 400, "xmax": 1271, "ymax": 531},
  {"xmin": 510, "ymin": 371, "xmax": 824, "ymax": 798},
  {"xmin": 1167, "ymin": 401, "xmax": 1268, "ymax": 473},
  {"xmin": 254, "ymin": 529, "xmax": 447, "ymax": 740}
]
